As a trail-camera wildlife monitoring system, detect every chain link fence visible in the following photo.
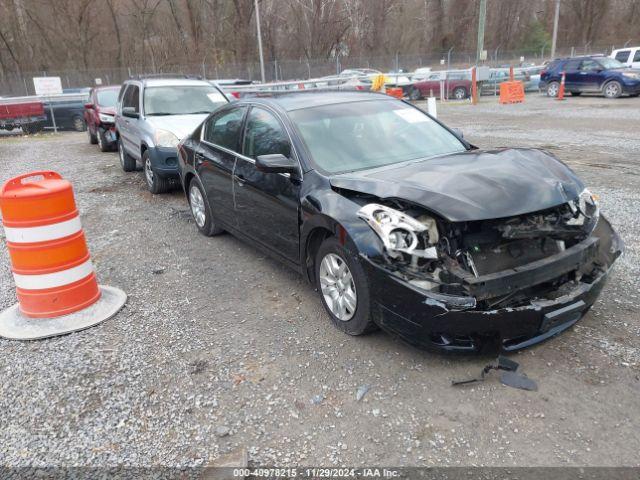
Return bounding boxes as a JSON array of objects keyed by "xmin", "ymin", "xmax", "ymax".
[{"xmin": 0, "ymin": 45, "xmax": 615, "ymax": 97}]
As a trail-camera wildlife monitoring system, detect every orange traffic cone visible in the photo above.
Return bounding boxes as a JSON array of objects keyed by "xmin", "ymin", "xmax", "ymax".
[
  {"xmin": 0, "ymin": 171, "xmax": 126, "ymax": 340},
  {"xmin": 557, "ymin": 72, "xmax": 566, "ymax": 101}
]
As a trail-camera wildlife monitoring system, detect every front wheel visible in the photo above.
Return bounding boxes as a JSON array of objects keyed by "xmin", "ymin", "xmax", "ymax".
[
  {"xmin": 118, "ymin": 138, "xmax": 136, "ymax": 172},
  {"xmin": 97, "ymin": 128, "xmax": 112, "ymax": 152},
  {"xmin": 315, "ymin": 237, "xmax": 376, "ymax": 336},
  {"xmin": 188, "ymin": 177, "xmax": 224, "ymax": 237},
  {"xmin": 452, "ymin": 87, "xmax": 467, "ymax": 100},
  {"xmin": 88, "ymin": 125, "xmax": 98, "ymax": 144},
  {"xmin": 546, "ymin": 81, "xmax": 560, "ymax": 97},
  {"xmin": 143, "ymin": 150, "xmax": 171, "ymax": 194},
  {"xmin": 603, "ymin": 81, "xmax": 622, "ymax": 98}
]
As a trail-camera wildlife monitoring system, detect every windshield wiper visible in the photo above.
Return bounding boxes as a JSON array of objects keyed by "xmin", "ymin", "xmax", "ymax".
[
  {"xmin": 188, "ymin": 110, "xmax": 214, "ymax": 114},
  {"xmin": 147, "ymin": 112, "xmax": 173, "ymax": 116}
]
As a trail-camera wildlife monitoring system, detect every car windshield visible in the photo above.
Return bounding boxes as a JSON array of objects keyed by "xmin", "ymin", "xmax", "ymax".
[
  {"xmin": 144, "ymin": 86, "xmax": 227, "ymax": 116},
  {"xmin": 96, "ymin": 89, "xmax": 119, "ymax": 107},
  {"xmin": 290, "ymin": 100, "xmax": 467, "ymax": 174},
  {"xmin": 597, "ymin": 57, "xmax": 625, "ymax": 69}
]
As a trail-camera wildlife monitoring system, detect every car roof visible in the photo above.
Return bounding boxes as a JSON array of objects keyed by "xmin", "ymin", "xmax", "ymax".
[
  {"xmin": 126, "ymin": 78, "xmax": 213, "ymax": 88},
  {"xmin": 239, "ymin": 91, "xmax": 395, "ymax": 111}
]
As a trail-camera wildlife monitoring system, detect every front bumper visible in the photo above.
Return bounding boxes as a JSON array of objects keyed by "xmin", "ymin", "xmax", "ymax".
[
  {"xmin": 362, "ymin": 216, "xmax": 623, "ymax": 354},
  {"xmin": 621, "ymin": 79, "xmax": 640, "ymax": 94},
  {"xmin": 148, "ymin": 146, "xmax": 180, "ymax": 178}
]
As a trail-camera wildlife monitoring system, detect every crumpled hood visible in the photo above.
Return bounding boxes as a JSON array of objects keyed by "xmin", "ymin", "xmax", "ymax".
[
  {"xmin": 330, "ymin": 148, "xmax": 584, "ymax": 222},
  {"xmin": 146, "ymin": 114, "xmax": 209, "ymax": 140}
]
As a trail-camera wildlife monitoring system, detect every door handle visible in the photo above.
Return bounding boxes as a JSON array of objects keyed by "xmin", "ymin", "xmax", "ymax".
[{"xmin": 194, "ymin": 152, "xmax": 205, "ymax": 165}]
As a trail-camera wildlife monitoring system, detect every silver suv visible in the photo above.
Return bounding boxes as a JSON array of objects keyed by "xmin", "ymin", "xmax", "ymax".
[{"xmin": 115, "ymin": 77, "xmax": 228, "ymax": 193}]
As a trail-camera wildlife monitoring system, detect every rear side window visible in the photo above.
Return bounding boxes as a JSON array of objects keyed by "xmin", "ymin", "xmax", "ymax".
[
  {"xmin": 564, "ymin": 60, "xmax": 581, "ymax": 71},
  {"xmin": 580, "ymin": 60, "xmax": 600, "ymax": 71},
  {"xmin": 204, "ymin": 106, "xmax": 247, "ymax": 151},
  {"xmin": 615, "ymin": 50, "xmax": 630, "ymax": 62},
  {"xmin": 634, "ymin": 50, "xmax": 640, "ymax": 62},
  {"xmin": 243, "ymin": 107, "xmax": 291, "ymax": 159},
  {"xmin": 123, "ymin": 85, "xmax": 140, "ymax": 113}
]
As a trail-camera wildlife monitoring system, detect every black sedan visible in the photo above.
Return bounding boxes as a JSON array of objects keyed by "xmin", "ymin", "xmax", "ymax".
[{"xmin": 177, "ymin": 92, "xmax": 622, "ymax": 353}]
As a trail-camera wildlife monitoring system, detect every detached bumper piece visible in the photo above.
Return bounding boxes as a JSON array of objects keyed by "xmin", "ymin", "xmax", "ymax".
[
  {"xmin": 148, "ymin": 146, "xmax": 180, "ymax": 178},
  {"xmin": 363, "ymin": 216, "xmax": 623, "ymax": 353},
  {"xmin": 452, "ymin": 356, "xmax": 538, "ymax": 391}
]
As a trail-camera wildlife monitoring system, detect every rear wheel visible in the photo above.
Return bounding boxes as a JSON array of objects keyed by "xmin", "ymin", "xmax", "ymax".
[
  {"xmin": 72, "ymin": 115, "xmax": 86, "ymax": 132},
  {"xmin": 143, "ymin": 150, "xmax": 171, "ymax": 194},
  {"xmin": 315, "ymin": 236, "xmax": 376, "ymax": 336},
  {"xmin": 118, "ymin": 138, "xmax": 136, "ymax": 172},
  {"xmin": 546, "ymin": 81, "xmax": 560, "ymax": 97},
  {"xmin": 603, "ymin": 81, "xmax": 622, "ymax": 98},
  {"xmin": 452, "ymin": 86, "xmax": 467, "ymax": 100},
  {"xmin": 188, "ymin": 177, "xmax": 224, "ymax": 237}
]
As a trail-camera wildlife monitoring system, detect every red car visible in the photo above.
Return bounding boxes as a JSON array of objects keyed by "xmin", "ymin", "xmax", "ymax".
[
  {"xmin": 84, "ymin": 85, "xmax": 120, "ymax": 151},
  {"xmin": 407, "ymin": 72, "xmax": 471, "ymax": 100}
]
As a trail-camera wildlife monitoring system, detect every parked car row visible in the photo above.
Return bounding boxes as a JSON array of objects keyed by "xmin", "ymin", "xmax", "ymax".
[{"xmin": 80, "ymin": 71, "xmax": 625, "ymax": 353}]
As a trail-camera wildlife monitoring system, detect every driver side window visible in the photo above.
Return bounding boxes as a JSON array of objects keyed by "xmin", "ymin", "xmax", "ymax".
[
  {"xmin": 204, "ymin": 107, "xmax": 246, "ymax": 152},
  {"xmin": 243, "ymin": 107, "xmax": 291, "ymax": 159}
]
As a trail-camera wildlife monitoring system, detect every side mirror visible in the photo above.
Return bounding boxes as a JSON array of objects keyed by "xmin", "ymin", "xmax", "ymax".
[
  {"xmin": 122, "ymin": 106, "xmax": 139, "ymax": 118},
  {"xmin": 452, "ymin": 128, "xmax": 464, "ymax": 139},
  {"xmin": 84, "ymin": 103, "xmax": 94, "ymax": 109},
  {"xmin": 256, "ymin": 154, "xmax": 299, "ymax": 175}
]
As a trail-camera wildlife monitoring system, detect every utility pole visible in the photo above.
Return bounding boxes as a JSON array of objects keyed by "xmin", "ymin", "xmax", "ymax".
[
  {"xmin": 476, "ymin": 0, "xmax": 487, "ymax": 64},
  {"xmin": 550, "ymin": 0, "xmax": 560, "ymax": 60},
  {"xmin": 254, "ymin": 0, "xmax": 266, "ymax": 83}
]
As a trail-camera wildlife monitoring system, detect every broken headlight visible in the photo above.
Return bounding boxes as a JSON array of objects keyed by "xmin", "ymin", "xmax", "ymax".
[
  {"xmin": 568, "ymin": 188, "xmax": 599, "ymax": 230},
  {"xmin": 357, "ymin": 203, "xmax": 439, "ymax": 260}
]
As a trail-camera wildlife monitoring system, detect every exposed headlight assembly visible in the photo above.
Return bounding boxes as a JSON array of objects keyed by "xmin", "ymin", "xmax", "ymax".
[
  {"xmin": 568, "ymin": 188, "xmax": 599, "ymax": 229},
  {"xmin": 357, "ymin": 203, "xmax": 439, "ymax": 260},
  {"xmin": 622, "ymin": 72, "xmax": 640, "ymax": 79},
  {"xmin": 154, "ymin": 129, "xmax": 180, "ymax": 148}
]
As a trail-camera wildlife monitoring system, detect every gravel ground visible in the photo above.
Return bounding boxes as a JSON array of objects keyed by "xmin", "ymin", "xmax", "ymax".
[{"xmin": 0, "ymin": 93, "xmax": 639, "ymax": 469}]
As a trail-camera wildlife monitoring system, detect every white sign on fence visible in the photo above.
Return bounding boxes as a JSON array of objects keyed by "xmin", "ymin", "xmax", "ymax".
[
  {"xmin": 33, "ymin": 77, "xmax": 63, "ymax": 96},
  {"xmin": 95, "ymin": 78, "xmax": 103, "ymax": 85}
]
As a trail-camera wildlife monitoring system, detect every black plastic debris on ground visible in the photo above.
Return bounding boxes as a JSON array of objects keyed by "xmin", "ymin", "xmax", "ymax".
[{"xmin": 452, "ymin": 355, "xmax": 538, "ymax": 391}]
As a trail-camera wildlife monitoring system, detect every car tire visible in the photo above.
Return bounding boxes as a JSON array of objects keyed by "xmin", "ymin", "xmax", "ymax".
[
  {"xmin": 603, "ymin": 80, "xmax": 622, "ymax": 98},
  {"xmin": 97, "ymin": 128, "xmax": 111, "ymax": 152},
  {"xmin": 142, "ymin": 150, "xmax": 171, "ymax": 194},
  {"xmin": 72, "ymin": 115, "xmax": 86, "ymax": 132},
  {"xmin": 118, "ymin": 138, "xmax": 136, "ymax": 172},
  {"xmin": 546, "ymin": 81, "xmax": 560, "ymax": 97},
  {"xmin": 315, "ymin": 236, "xmax": 377, "ymax": 336},
  {"xmin": 569, "ymin": 91, "xmax": 582, "ymax": 96},
  {"xmin": 452, "ymin": 87, "xmax": 467, "ymax": 100},
  {"xmin": 409, "ymin": 87, "xmax": 422, "ymax": 101},
  {"xmin": 188, "ymin": 177, "xmax": 224, "ymax": 237},
  {"xmin": 88, "ymin": 126, "xmax": 98, "ymax": 144}
]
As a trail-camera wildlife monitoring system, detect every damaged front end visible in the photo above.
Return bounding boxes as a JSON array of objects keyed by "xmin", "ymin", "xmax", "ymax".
[{"xmin": 356, "ymin": 192, "xmax": 623, "ymax": 352}]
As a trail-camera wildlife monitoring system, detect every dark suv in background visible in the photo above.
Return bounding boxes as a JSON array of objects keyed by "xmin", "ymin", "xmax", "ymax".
[{"xmin": 540, "ymin": 55, "xmax": 640, "ymax": 98}]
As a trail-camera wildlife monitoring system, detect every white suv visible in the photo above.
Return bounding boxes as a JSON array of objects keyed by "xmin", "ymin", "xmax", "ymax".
[
  {"xmin": 115, "ymin": 77, "xmax": 228, "ymax": 193},
  {"xmin": 611, "ymin": 47, "xmax": 640, "ymax": 69}
]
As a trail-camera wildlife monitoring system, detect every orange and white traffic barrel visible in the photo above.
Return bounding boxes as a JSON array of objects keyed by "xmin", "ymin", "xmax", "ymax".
[{"xmin": 0, "ymin": 171, "xmax": 126, "ymax": 340}]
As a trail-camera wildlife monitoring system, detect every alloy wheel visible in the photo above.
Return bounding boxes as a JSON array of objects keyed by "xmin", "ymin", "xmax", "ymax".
[
  {"xmin": 319, "ymin": 253, "xmax": 357, "ymax": 321},
  {"xmin": 604, "ymin": 82, "xmax": 620, "ymax": 98},
  {"xmin": 454, "ymin": 88, "xmax": 466, "ymax": 100},
  {"xmin": 144, "ymin": 157, "xmax": 154, "ymax": 186},
  {"xmin": 189, "ymin": 184, "xmax": 206, "ymax": 228},
  {"xmin": 547, "ymin": 82, "xmax": 559, "ymax": 97},
  {"xmin": 118, "ymin": 142, "xmax": 125, "ymax": 167}
]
